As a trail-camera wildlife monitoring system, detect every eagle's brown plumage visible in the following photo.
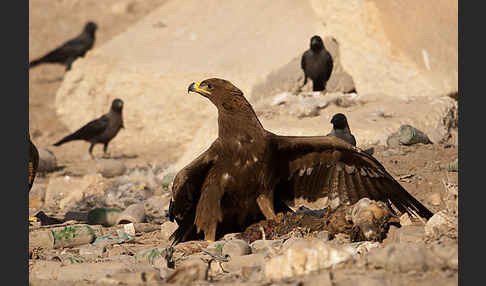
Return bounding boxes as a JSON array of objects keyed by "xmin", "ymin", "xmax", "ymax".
[
  {"xmin": 29, "ymin": 134, "xmax": 39, "ymax": 191},
  {"xmin": 168, "ymin": 78, "xmax": 433, "ymax": 244}
]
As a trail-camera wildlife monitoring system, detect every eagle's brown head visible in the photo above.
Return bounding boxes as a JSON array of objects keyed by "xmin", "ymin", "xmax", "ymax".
[
  {"xmin": 187, "ymin": 78, "xmax": 248, "ymax": 113},
  {"xmin": 187, "ymin": 78, "xmax": 264, "ymax": 137}
]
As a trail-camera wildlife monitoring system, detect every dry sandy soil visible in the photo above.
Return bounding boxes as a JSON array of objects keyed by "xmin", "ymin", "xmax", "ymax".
[
  {"xmin": 29, "ymin": 0, "xmax": 170, "ymax": 172},
  {"xmin": 29, "ymin": 1, "xmax": 458, "ymax": 285}
]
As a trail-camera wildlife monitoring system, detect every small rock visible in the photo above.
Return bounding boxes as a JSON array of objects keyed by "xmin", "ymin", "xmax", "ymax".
[
  {"xmin": 29, "ymin": 185, "xmax": 46, "ymax": 208},
  {"xmin": 222, "ymin": 232, "xmax": 243, "ymax": 240},
  {"xmin": 37, "ymin": 148, "xmax": 57, "ymax": 172},
  {"xmin": 386, "ymin": 133, "xmax": 401, "ymax": 148},
  {"xmin": 159, "ymin": 267, "xmax": 175, "ymax": 280},
  {"xmin": 221, "ymin": 253, "xmax": 265, "ymax": 273},
  {"xmin": 116, "ymin": 203, "xmax": 146, "ymax": 225},
  {"xmin": 428, "ymin": 192, "xmax": 442, "ymax": 206},
  {"xmin": 240, "ymin": 265, "xmax": 264, "ymax": 281},
  {"xmin": 424, "ymin": 210, "xmax": 457, "ymax": 240},
  {"xmin": 250, "ymin": 239, "xmax": 283, "ymax": 255},
  {"xmin": 265, "ymin": 239, "xmax": 353, "ymax": 280},
  {"xmin": 271, "ymin": 92, "xmax": 294, "ymax": 106},
  {"xmin": 79, "ymin": 244, "xmax": 106, "ymax": 260},
  {"xmin": 399, "ymin": 213, "xmax": 413, "ymax": 226},
  {"xmin": 280, "ymin": 237, "xmax": 305, "ymax": 252},
  {"xmin": 135, "ymin": 247, "xmax": 167, "ymax": 267},
  {"xmin": 133, "ymin": 222, "xmax": 160, "ymax": 233},
  {"xmin": 166, "ymin": 257, "xmax": 207, "ymax": 284},
  {"xmin": 123, "ymin": 223, "xmax": 136, "ymax": 236},
  {"xmin": 292, "ymin": 95, "xmax": 329, "ymax": 118},
  {"xmin": 110, "ymin": 1, "xmax": 136, "ymax": 14},
  {"xmin": 222, "ymin": 239, "xmax": 251, "ymax": 257},
  {"xmin": 159, "ymin": 221, "xmax": 178, "ymax": 241},
  {"xmin": 430, "ymin": 242, "xmax": 458, "ymax": 270},
  {"xmin": 365, "ymin": 242, "xmax": 444, "ymax": 272},
  {"xmin": 97, "ymin": 159, "xmax": 126, "ymax": 178},
  {"xmin": 383, "ymin": 225, "xmax": 425, "ymax": 245},
  {"xmin": 203, "ymin": 243, "xmax": 225, "ymax": 258},
  {"xmin": 316, "ymin": 231, "xmax": 330, "ymax": 241},
  {"xmin": 29, "ymin": 229, "xmax": 55, "ymax": 250},
  {"xmin": 350, "ymin": 241, "xmax": 381, "ymax": 256}
]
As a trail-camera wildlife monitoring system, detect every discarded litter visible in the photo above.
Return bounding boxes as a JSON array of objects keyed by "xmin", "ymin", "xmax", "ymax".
[
  {"xmin": 92, "ymin": 229, "xmax": 135, "ymax": 246},
  {"xmin": 87, "ymin": 208, "xmax": 122, "ymax": 227},
  {"xmin": 386, "ymin": 124, "xmax": 432, "ymax": 147},
  {"xmin": 51, "ymin": 253, "xmax": 85, "ymax": 264},
  {"xmin": 447, "ymin": 159, "xmax": 458, "ymax": 172},
  {"xmin": 51, "ymin": 225, "xmax": 97, "ymax": 249}
]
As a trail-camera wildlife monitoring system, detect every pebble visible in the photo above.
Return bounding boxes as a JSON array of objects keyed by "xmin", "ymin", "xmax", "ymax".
[
  {"xmin": 135, "ymin": 247, "xmax": 166, "ymax": 267},
  {"xmin": 316, "ymin": 230, "xmax": 330, "ymax": 241},
  {"xmin": 29, "ymin": 185, "xmax": 46, "ymax": 208},
  {"xmin": 383, "ymin": 225, "xmax": 425, "ymax": 245},
  {"xmin": 79, "ymin": 244, "xmax": 106, "ymax": 260},
  {"xmin": 222, "ymin": 232, "xmax": 243, "ymax": 240},
  {"xmin": 222, "ymin": 239, "xmax": 251, "ymax": 257},
  {"xmin": 96, "ymin": 159, "xmax": 126, "ymax": 178},
  {"xmin": 250, "ymin": 239, "xmax": 283, "ymax": 255},
  {"xmin": 365, "ymin": 242, "xmax": 445, "ymax": 272},
  {"xmin": 271, "ymin": 92, "xmax": 293, "ymax": 106},
  {"xmin": 116, "ymin": 203, "xmax": 146, "ymax": 225},
  {"xmin": 166, "ymin": 257, "xmax": 207, "ymax": 284},
  {"xmin": 265, "ymin": 239, "xmax": 353, "ymax": 280},
  {"xmin": 221, "ymin": 253, "xmax": 265, "ymax": 273},
  {"xmin": 424, "ymin": 210, "xmax": 457, "ymax": 240},
  {"xmin": 159, "ymin": 221, "xmax": 178, "ymax": 241},
  {"xmin": 144, "ymin": 194, "xmax": 171, "ymax": 224},
  {"xmin": 430, "ymin": 242, "xmax": 458, "ymax": 270},
  {"xmin": 428, "ymin": 192, "xmax": 442, "ymax": 206},
  {"xmin": 37, "ymin": 148, "xmax": 57, "ymax": 172}
]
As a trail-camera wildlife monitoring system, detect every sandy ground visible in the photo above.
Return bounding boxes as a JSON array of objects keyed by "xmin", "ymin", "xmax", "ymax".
[{"xmin": 29, "ymin": 0, "xmax": 171, "ymax": 173}]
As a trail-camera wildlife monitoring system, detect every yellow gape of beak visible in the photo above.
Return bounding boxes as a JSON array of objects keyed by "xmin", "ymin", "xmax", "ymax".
[{"xmin": 190, "ymin": 82, "xmax": 211, "ymax": 95}]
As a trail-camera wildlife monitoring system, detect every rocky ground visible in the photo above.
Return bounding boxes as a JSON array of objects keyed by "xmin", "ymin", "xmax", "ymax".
[
  {"xmin": 28, "ymin": 142, "xmax": 459, "ymax": 286},
  {"xmin": 29, "ymin": 1, "xmax": 458, "ymax": 285}
]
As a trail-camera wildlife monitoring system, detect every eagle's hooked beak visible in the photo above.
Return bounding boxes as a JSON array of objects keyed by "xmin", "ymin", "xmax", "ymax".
[{"xmin": 188, "ymin": 82, "xmax": 211, "ymax": 95}]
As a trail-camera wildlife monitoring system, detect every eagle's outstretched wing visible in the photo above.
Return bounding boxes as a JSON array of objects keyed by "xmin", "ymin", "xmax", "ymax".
[{"xmin": 271, "ymin": 135, "xmax": 433, "ymax": 220}]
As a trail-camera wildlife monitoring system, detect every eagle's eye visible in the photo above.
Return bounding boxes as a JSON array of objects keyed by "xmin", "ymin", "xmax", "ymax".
[{"xmin": 207, "ymin": 84, "xmax": 213, "ymax": 90}]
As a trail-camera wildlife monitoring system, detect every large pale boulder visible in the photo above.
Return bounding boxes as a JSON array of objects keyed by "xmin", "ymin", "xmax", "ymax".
[{"xmin": 55, "ymin": 0, "xmax": 457, "ymax": 171}]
